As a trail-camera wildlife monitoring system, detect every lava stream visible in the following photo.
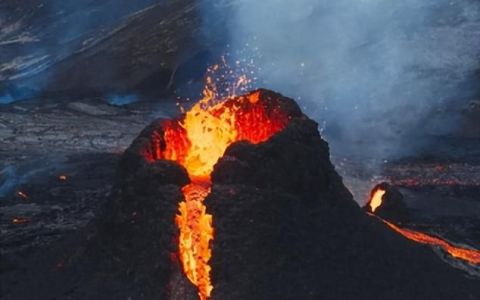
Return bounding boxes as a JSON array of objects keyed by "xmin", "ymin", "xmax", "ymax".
[
  {"xmin": 382, "ymin": 219, "xmax": 480, "ymax": 265},
  {"xmin": 369, "ymin": 188, "xmax": 480, "ymax": 265},
  {"xmin": 176, "ymin": 181, "xmax": 213, "ymax": 299}
]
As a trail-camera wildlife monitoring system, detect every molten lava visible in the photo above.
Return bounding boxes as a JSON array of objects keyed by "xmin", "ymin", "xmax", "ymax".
[
  {"xmin": 369, "ymin": 188, "xmax": 480, "ymax": 266},
  {"xmin": 382, "ymin": 219, "xmax": 480, "ymax": 265},
  {"xmin": 369, "ymin": 188, "xmax": 385, "ymax": 213},
  {"xmin": 145, "ymin": 77, "xmax": 292, "ymax": 299},
  {"xmin": 176, "ymin": 182, "xmax": 213, "ymax": 298},
  {"xmin": 151, "ymin": 89, "xmax": 290, "ymax": 179}
]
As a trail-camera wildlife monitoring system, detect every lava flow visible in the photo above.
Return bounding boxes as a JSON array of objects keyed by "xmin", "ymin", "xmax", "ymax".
[
  {"xmin": 145, "ymin": 76, "xmax": 292, "ymax": 299},
  {"xmin": 369, "ymin": 188, "xmax": 480, "ymax": 265}
]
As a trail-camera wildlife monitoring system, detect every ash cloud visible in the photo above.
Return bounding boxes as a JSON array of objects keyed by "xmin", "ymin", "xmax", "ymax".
[{"xmin": 223, "ymin": 0, "xmax": 480, "ymax": 160}]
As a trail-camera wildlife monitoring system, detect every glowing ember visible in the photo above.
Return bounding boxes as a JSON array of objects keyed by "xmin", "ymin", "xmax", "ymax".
[
  {"xmin": 369, "ymin": 188, "xmax": 385, "ymax": 213},
  {"xmin": 368, "ymin": 187, "xmax": 480, "ymax": 265},
  {"xmin": 17, "ymin": 191, "xmax": 28, "ymax": 199},
  {"xmin": 12, "ymin": 217, "xmax": 29, "ymax": 224},
  {"xmin": 145, "ymin": 75, "xmax": 292, "ymax": 299}
]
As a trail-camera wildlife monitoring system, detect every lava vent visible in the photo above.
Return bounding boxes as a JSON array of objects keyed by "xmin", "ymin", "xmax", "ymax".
[
  {"xmin": 117, "ymin": 89, "xmax": 303, "ymax": 299},
  {"xmin": 97, "ymin": 89, "xmax": 480, "ymax": 300}
]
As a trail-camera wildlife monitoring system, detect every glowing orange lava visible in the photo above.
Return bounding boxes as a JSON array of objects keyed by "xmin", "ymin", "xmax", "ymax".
[
  {"xmin": 157, "ymin": 88, "xmax": 289, "ymax": 179},
  {"xmin": 175, "ymin": 182, "xmax": 213, "ymax": 299},
  {"xmin": 369, "ymin": 188, "xmax": 480, "ymax": 265},
  {"xmin": 382, "ymin": 219, "xmax": 480, "ymax": 265},
  {"xmin": 146, "ymin": 74, "xmax": 292, "ymax": 299},
  {"xmin": 369, "ymin": 188, "xmax": 385, "ymax": 213}
]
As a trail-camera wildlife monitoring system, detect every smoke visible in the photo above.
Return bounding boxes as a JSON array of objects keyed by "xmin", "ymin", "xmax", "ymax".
[
  {"xmin": 0, "ymin": 163, "xmax": 42, "ymax": 198},
  {"xmin": 0, "ymin": 165, "xmax": 18, "ymax": 198},
  {"xmin": 222, "ymin": 0, "xmax": 480, "ymax": 160}
]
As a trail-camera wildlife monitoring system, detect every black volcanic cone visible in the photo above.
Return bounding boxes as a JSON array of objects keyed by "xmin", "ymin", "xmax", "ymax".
[
  {"xmin": 364, "ymin": 182, "xmax": 410, "ymax": 223},
  {"xmin": 207, "ymin": 112, "xmax": 479, "ymax": 299},
  {"xmin": 2, "ymin": 89, "xmax": 479, "ymax": 300}
]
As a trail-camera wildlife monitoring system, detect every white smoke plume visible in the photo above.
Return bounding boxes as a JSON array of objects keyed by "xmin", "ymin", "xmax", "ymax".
[{"xmin": 221, "ymin": 0, "xmax": 480, "ymax": 159}]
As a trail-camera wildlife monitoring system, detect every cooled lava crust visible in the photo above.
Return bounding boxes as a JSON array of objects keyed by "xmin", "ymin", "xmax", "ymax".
[
  {"xmin": 106, "ymin": 89, "xmax": 480, "ymax": 299},
  {"xmin": 9, "ymin": 89, "xmax": 477, "ymax": 300}
]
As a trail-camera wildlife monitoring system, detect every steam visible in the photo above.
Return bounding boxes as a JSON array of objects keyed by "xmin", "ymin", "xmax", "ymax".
[
  {"xmin": 0, "ymin": 165, "xmax": 18, "ymax": 198},
  {"xmin": 223, "ymin": 0, "xmax": 480, "ymax": 159}
]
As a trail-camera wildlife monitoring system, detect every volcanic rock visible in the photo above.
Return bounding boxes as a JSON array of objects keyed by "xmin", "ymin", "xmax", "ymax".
[
  {"xmin": 1, "ymin": 89, "xmax": 479, "ymax": 300},
  {"xmin": 205, "ymin": 106, "xmax": 479, "ymax": 299},
  {"xmin": 113, "ymin": 89, "xmax": 479, "ymax": 299},
  {"xmin": 95, "ymin": 158, "xmax": 197, "ymax": 300}
]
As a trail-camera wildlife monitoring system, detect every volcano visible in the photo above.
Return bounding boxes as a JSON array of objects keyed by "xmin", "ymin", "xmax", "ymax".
[
  {"xmin": 3, "ymin": 89, "xmax": 480, "ymax": 300},
  {"xmin": 118, "ymin": 88, "xmax": 303, "ymax": 299}
]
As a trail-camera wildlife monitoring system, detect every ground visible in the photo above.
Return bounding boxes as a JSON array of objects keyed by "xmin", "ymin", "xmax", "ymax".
[
  {"xmin": 0, "ymin": 96, "xmax": 177, "ymax": 270},
  {"xmin": 1, "ymin": 0, "xmax": 480, "ymax": 296},
  {"xmin": 1, "ymin": 95, "xmax": 479, "ymax": 284}
]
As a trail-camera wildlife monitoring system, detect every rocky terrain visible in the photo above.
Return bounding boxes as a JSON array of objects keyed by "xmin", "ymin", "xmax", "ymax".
[
  {"xmin": 1, "ymin": 89, "xmax": 480, "ymax": 300},
  {"xmin": 0, "ymin": 96, "xmax": 177, "ymax": 278},
  {"xmin": 1, "ymin": 0, "xmax": 480, "ymax": 299},
  {"xmin": 1, "ymin": 90, "xmax": 479, "ymax": 299}
]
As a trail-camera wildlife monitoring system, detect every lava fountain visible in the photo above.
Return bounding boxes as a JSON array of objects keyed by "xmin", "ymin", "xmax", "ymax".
[
  {"xmin": 368, "ymin": 188, "xmax": 480, "ymax": 265},
  {"xmin": 143, "ymin": 75, "xmax": 294, "ymax": 299}
]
